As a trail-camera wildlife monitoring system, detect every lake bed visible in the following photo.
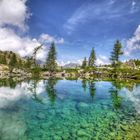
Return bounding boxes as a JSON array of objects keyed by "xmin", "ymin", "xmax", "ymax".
[{"xmin": 0, "ymin": 79, "xmax": 140, "ymax": 140}]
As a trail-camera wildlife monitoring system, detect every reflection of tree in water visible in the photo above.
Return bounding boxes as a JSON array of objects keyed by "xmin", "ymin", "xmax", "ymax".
[
  {"xmin": 88, "ymin": 80, "xmax": 96, "ymax": 99},
  {"xmin": 82, "ymin": 79, "xmax": 87, "ymax": 92},
  {"xmin": 112, "ymin": 79, "xmax": 136, "ymax": 92},
  {"xmin": 9, "ymin": 78, "xmax": 17, "ymax": 88},
  {"xmin": 121, "ymin": 81, "xmax": 136, "ymax": 92},
  {"xmin": 45, "ymin": 78, "xmax": 57, "ymax": 103},
  {"xmin": 109, "ymin": 80, "xmax": 123, "ymax": 109},
  {"xmin": 0, "ymin": 78, "xmax": 18, "ymax": 88},
  {"xmin": 28, "ymin": 79, "xmax": 44, "ymax": 104}
]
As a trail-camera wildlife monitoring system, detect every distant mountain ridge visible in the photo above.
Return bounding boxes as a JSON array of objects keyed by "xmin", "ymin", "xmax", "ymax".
[{"xmin": 63, "ymin": 63, "xmax": 80, "ymax": 68}]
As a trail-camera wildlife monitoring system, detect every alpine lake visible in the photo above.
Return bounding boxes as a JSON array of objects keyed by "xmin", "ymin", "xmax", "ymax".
[{"xmin": 0, "ymin": 78, "xmax": 140, "ymax": 140}]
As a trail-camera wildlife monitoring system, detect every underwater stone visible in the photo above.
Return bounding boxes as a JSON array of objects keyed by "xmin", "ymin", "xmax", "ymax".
[
  {"xmin": 61, "ymin": 108, "xmax": 71, "ymax": 115},
  {"xmin": 40, "ymin": 123, "xmax": 49, "ymax": 130},
  {"xmin": 53, "ymin": 135, "xmax": 62, "ymax": 140},
  {"xmin": 62, "ymin": 133, "xmax": 70, "ymax": 139},
  {"xmin": 80, "ymin": 120, "xmax": 90, "ymax": 129},
  {"xmin": 77, "ymin": 102, "xmax": 89, "ymax": 110},
  {"xmin": 77, "ymin": 129, "xmax": 90, "ymax": 137},
  {"xmin": 36, "ymin": 113, "xmax": 46, "ymax": 120},
  {"xmin": 80, "ymin": 123, "xmax": 89, "ymax": 129},
  {"xmin": 120, "ymin": 124, "xmax": 129, "ymax": 131},
  {"xmin": 48, "ymin": 109, "xmax": 56, "ymax": 115},
  {"xmin": 77, "ymin": 137, "xmax": 89, "ymax": 140}
]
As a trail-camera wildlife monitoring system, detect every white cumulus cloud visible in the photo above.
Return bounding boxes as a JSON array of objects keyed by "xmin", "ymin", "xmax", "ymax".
[
  {"xmin": 0, "ymin": 27, "xmax": 48, "ymax": 60},
  {"xmin": 0, "ymin": 0, "xmax": 30, "ymax": 31},
  {"xmin": 0, "ymin": 27, "xmax": 65, "ymax": 60},
  {"xmin": 124, "ymin": 25, "xmax": 140, "ymax": 56},
  {"xmin": 39, "ymin": 33, "xmax": 64, "ymax": 44},
  {"xmin": 0, "ymin": 0, "xmax": 64, "ymax": 61}
]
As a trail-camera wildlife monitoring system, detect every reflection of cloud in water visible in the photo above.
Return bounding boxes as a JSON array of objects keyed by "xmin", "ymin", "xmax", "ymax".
[
  {"xmin": 124, "ymin": 85, "xmax": 140, "ymax": 114},
  {"xmin": 0, "ymin": 87, "xmax": 26, "ymax": 108},
  {"xmin": 20, "ymin": 81, "xmax": 46, "ymax": 95},
  {"xmin": 0, "ymin": 111, "xmax": 27, "ymax": 140},
  {"xmin": 0, "ymin": 81, "xmax": 47, "ymax": 108}
]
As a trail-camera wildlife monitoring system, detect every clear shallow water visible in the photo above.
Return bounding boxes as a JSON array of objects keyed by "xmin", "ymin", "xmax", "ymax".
[{"xmin": 0, "ymin": 79, "xmax": 140, "ymax": 140}]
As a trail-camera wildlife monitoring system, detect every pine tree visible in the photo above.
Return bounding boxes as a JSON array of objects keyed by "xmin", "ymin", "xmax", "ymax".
[
  {"xmin": 31, "ymin": 45, "xmax": 42, "ymax": 77},
  {"xmin": 81, "ymin": 57, "xmax": 87, "ymax": 69},
  {"xmin": 88, "ymin": 48, "xmax": 96, "ymax": 67},
  {"xmin": 110, "ymin": 40, "xmax": 123, "ymax": 68},
  {"xmin": 46, "ymin": 42, "xmax": 57, "ymax": 72},
  {"xmin": 32, "ymin": 45, "xmax": 42, "ymax": 67},
  {"xmin": 0, "ymin": 55, "xmax": 7, "ymax": 64},
  {"xmin": 2, "ymin": 55, "xmax": 7, "ymax": 64},
  {"xmin": 18, "ymin": 59, "xmax": 23, "ymax": 68},
  {"xmin": 25, "ymin": 57, "xmax": 32, "ymax": 68},
  {"xmin": 9, "ymin": 53, "xmax": 17, "ymax": 67}
]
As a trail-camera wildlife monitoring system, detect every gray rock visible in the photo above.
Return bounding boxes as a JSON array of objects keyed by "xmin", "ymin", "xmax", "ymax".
[{"xmin": 36, "ymin": 113, "xmax": 46, "ymax": 120}]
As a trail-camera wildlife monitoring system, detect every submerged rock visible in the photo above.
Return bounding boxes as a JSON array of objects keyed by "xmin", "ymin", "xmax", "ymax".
[
  {"xmin": 77, "ymin": 102, "xmax": 89, "ymax": 109},
  {"xmin": 80, "ymin": 122, "xmax": 90, "ymax": 129},
  {"xmin": 77, "ymin": 130, "xmax": 87, "ymax": 136},
  {"xmin": 77, "ymin": 129, "xmax": 91, "ymax": 138},
  {"xmin": 36, "ymin": 113, "xmax": 46, "ymax": 120},
  {"xmin": 53, "ymin": 135, "xmax": 62, "ymax": 140}
]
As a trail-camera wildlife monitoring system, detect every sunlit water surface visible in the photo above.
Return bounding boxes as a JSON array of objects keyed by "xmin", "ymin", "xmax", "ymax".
[{"xmin": 0, "ymin": 79, "xmax": 140, "ymax": 140}]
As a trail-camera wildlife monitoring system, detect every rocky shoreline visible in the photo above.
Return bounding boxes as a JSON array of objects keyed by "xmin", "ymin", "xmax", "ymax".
[
  {"xmin": 0, "ymin": 66, "xmax": 140, "ymax": 80},
  {"xmin": 0, "ymin": 66, "xmax": 32, "ymax": 79}
]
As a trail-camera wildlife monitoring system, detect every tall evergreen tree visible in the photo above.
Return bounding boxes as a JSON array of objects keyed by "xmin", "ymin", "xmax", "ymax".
[
  {"xmin": 25, "ymin": 57, "xmax": 32, "ymax": 69},
  {"xmin": 110, "ymin": 40, "xmax": 123, "ymax": 68},
  {"xmin": 32, "ymin": 45, "xmax": 42, "ymax": 67},
  {"xmin": 9, "ymin": 53, "xmax": 17, "ymax": 67},
  {"xmin": 88, "ymin": 48, "xmax": 96, "ymax": 67},
  {"xmin": 81, "ymin": 57, "xmax": 87, "ymax": 69},
  {"xmin": 46, "ymin": 42, "xmax": 57, "ymax": 72},
  {"xmin": 2, "ymin": 55, "xmax": 7, "ymax": 65},
  {"xmin": 0, "ymin": 55, "xmax": 7, "ymax": 64},
  {"xmin": 18, "ymin": 59, "xmax": 23, "ymax": 68},
  {"xmin": 31, "ymin": 45, "xmax": 42, "ymax": 77}
]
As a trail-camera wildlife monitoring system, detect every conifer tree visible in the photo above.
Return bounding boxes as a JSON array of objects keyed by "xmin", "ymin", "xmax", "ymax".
[
  {"xmin": 88, "ymin": 48, "xmax": 96, "ymax": 67},
  {"xmin": 46, "ymin": 42, "xmax": 57, "ymax": 72},
  {"xmin": 110, "ymin": 40, "xmax": 123, "ymax": 68},
  {"xmin": 31, "ymin": 45, "xmax": 42, "ymax": 77},
  {"xmin": 25, "ymin": 57, "xmax": 32, "ymax": 69},
  {"xmin": 33, "ymin": 45, "xmax": 42, "ymax": 67},
  {"xmin": 0, "ymin": 55, "xmax": 7, "ymax": 64},
  {"xmin": 81, "ymin": 57, "xmax": 87, "ymax": 69},
  {"xmin": 18, "ymin": 59, "xmax": 23, "ymax": 68},
  {"xmin": 9, "ymin": 53, "xmax": 17, "ymax": 67},
  {"xmin": 2, "ymin": 55, "xmax": 7, "ymax": 65}
]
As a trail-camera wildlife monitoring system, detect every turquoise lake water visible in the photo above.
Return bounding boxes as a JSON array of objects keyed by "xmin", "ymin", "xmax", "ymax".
[{"xmin": 0, "ymin": 79, "xmax": 140, "ymax": 140}]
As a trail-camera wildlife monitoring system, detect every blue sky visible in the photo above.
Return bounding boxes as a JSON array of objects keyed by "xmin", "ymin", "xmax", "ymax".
[
  {"xmin": 0, "ymin": 0, "xmax": 140, "ymax": 65},
  {"xmin": 26, "ymin": 0, "xmax": 140, "ymax": 64}
]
